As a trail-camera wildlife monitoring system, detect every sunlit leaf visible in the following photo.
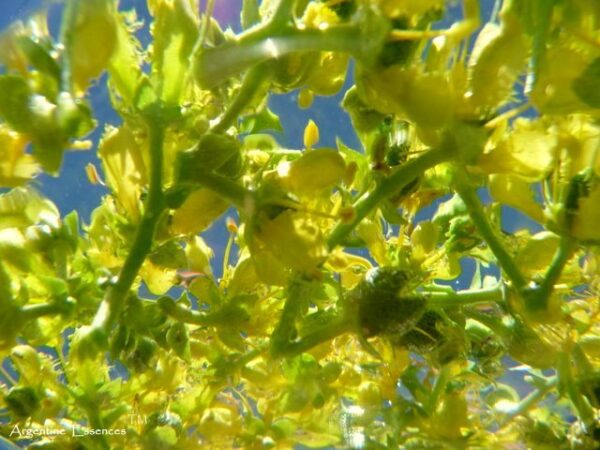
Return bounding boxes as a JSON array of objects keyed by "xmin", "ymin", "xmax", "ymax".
[
  {"xmin": 149, "ymin": 0, "xmax": 199, "ymax": 105},
  {"xmin": 170, "ymin": 188, "xmax": 228, "ymax": 235}
]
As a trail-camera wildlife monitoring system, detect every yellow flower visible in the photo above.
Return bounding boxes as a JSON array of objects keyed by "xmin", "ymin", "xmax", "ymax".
[
  {"xmin": 478, "ymin": 118, "xmax": 558, "ymax": 181},
  {"xmin": 0, "ymin": 125, "xmax": 39, "ymax": 187},
  {"xmin": 99, "ymin": 125, "xmax": 148, "ymax": 222},
  {"xmin": 254, "ymin": 210, "xmax": 328, "ymax": 274}
]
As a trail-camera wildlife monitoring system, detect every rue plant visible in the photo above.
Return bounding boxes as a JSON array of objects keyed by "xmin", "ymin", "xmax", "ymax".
[{"xmin": 1, "ymin": 0, "xmax": 600, "ymax": 448}]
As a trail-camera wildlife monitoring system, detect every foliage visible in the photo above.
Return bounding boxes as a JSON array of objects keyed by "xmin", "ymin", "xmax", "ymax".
[{"xmin": 1, "ymin": 0, "xmax": 600, "ymax": 448}]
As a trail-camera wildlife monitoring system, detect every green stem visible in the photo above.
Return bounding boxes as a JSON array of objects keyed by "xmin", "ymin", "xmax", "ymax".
[
  {"xmin": 557, "ymin": 352, "xmax": 596, "ymax": 427},
  {"xmin": 21, "ymin": 302, "xmax": 67, "ymax": 321},
  {"xmin": 187, "ymin": 171, "xmax": 254, "ymax": 210},
  {"xmin": 0, "ymin": 262, "xmax": 13, "ymax": 309},
  {"xmin": 328, "ymin": 147, "xmax": 449, "ymax": 249},
  {"xmin": 194, "ymin": 24, "xmax": 376, "ymax": 89},
  {"xmin": 59, "ymin": 0, "xmax": 75, "ymax": 93},
  {"xmin": 270, "ymin": 278, "xmax": 308, "ymax": 355},
  {"xmin": 499, "ymin": 376, "xmax": 558, "ymax": 428},
  {"xmin": 425, "ymin": 365, "xmax": 451, "ymax": 415},
  {"xmin": 272, "ymin": 319, "xmax": 350, "ymax": 358},
  {"xmin": 455, "ymin": 179, "xmax": 528, "ymax": 292},
  {"xmin": 268, "ymin": 0, "xmax": 295, "ymax": 29},
  {"xmin": 92, "ymin": 119, "xmax": 166, "ymax": 331},
  {"xmin": 527, "ymin": 236, "xmax": 576, "ymax": 311},
  {"xmin": 211, "ymin": 64, "xmax": 269, "ymax": 133},
  {"xmin": 159, "ymin": 297, "xmax": 247, "ymax": 327},
  {"xmin": 426, "ymin": 285, "xmax": 504, "ymax": 308}
]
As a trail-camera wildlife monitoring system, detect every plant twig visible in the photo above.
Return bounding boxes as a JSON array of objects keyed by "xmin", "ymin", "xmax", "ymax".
[
  {"xmin": 455, "ymin": 178, "xmax": 528, "ymax": 293},
  {"xmin": 498, "ymin": 376, "xmax": 558, "ymax": 428},
  {"xmin": 527, "ymin": 236, "xmax": 576, "ymax": 311},
  {"xmin": 92, "ymin": 118, "xmax": 166, "ymax": 331},
  {"xmin": 426, "ymin": 285, "xmax": 504, "ymax": 308},
  {"xmin": 328, "ymin": 147, "xmax": 448, "ymax": 249}
]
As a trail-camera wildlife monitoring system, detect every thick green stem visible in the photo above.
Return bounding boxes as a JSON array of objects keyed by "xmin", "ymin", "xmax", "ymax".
[
  {"xmin": 557, "ymin": 352, "xmax": 596, "ymax": 427},
  {"xmin": 328, "ymin": 147, "xmax": 448, "ymax": 249},
  {"xmin": 21, "ymin": 302, "xmax": 68, "ymax": 321},
  {"xmin": 92, "ymin": 120, "xmax": 165, "ymax": 331},
  {"xmin": 211, "ymin": 64, "xmax": 269, "ymax": 133},
  {"xmin": 426, "ymin": 285, "xmax": 504, "ymax": 308},
  {"xmin": 527, "ymin": 236, "xmax": 576, "ymax": 311},
  {"xmin": 455, "ymin": 180, "xmax": 527, "ymax": 292},
  {"xmin": 194, "ymin": 24, "xmax": 373, "ymax": 89},
  {"xmin": 272, "ymin": 319, "xmax": 350, "ymax": 358},
  {"xmin": 159, "ymin": 297, "xmax": 247, "ymax": 327}
]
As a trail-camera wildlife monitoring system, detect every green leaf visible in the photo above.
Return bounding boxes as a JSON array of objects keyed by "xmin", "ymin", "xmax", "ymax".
[
  {"xmin": 0, "ymin": 75, "xmax": 34, "ymax": 132},
  {"xmin": 239, "ymin": 107, "xmax": 283, "ymax": 134},
  {"xmin": 573, "ymin": 56, "xmax": 600, "ymax": 108},
  {"xmin": 16, "ymin": 36, "xmax": 61, "ymax": 82},
  {"xmin": 133, "ymin": 76, "xmax": 159, "ymax": 115},
  {"xmin": 150, "ymin": 0, "xmax": 199, "ymax": 105},
  {"xmin": 0, "ymin": 187, "xmax": 60, "ymax": 230},
  {"xmin": 107, "ymin": 9, "xmax": 143, "ymax": 105},
  {"xmin": 241, "ymin": 0, "xmax": 260, "ymax": 29}
]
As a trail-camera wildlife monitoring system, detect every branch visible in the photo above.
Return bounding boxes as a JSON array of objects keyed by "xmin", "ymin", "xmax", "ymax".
[
  {"xmin": 455, "ymin": 177, "xmax": 528, "ymax": 293},
  {"xmin": 91, "ymin": 118, "xmax": 166, "ymax": 332},
  {"xmin": 328, "ymin": 147, "xmax": 449, "ymax": 249}
]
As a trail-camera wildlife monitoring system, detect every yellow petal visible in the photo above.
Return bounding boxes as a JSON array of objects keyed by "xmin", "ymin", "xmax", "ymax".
[
  {"xmin": 140, "ymin": 260, "xmax": 176, "ymax": 295},
  {"xmin": 283, "ymin": 148, "xmax": 346, "ymax": 194},
  {"xmin": 488, "ymin": 174, "xmax": 545, "ymax": 223},
  {"xmin": 99, "ymin": 125, "xmax": 147, "ymax": 222},
  {"xmin": 170, "ymin": 189, "xmax": 228, "ymax": 235},
  {"xmin": 0, "ymin": 125, "xmax": 40, "ymax": 187},
  {"xmin": 478, "ymin": 118, "xmax": 558, "ymax": 181},
  {"xmin": 185, "ymin": 236, "xmax": 213, "ymax": 276}
]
